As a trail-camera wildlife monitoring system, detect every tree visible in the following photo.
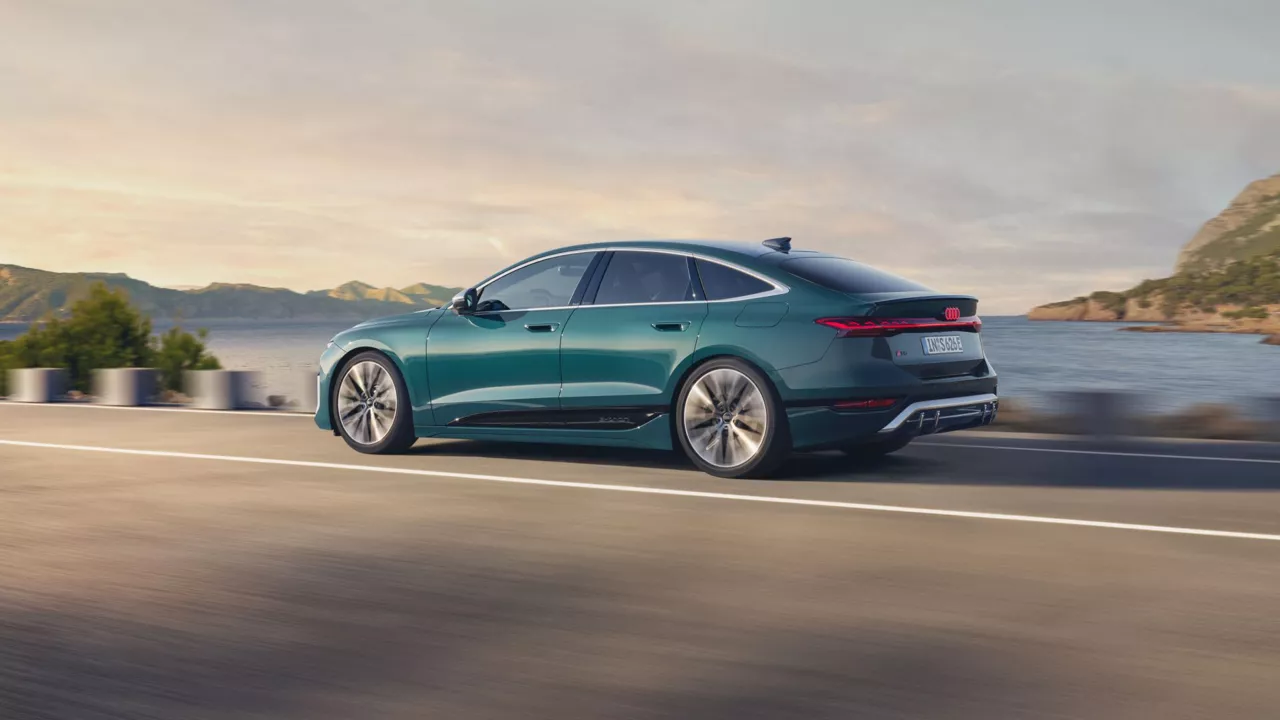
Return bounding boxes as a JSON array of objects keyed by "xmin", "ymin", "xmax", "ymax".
[
  {"xmin": 9, "ymin": 283, "xmax": 154, "ymax": 391},
  {"xmin": 153, "ymin": 325, "xmax": 221, "ymax": 392},
  {"xmin": 1, "ymin": 282, "xmax": 221, "ymax": 396},
  {"xmin": 0, "ymin": 340, "xmax": 15, "ymax": 396}
]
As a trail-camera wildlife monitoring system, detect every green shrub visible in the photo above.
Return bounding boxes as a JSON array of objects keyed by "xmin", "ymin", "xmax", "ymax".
[
  {"xmin": 8, "ymin": 284, "xmax": 153, "ymax": 391},
  {"xmin": 0, "ymin": 340, "xmax": 15, "ymax": 396},
  {"xmin": 0, "ymin": 282, "xmax": 221, "ymax": 396},
  {"xmin": 153, "ymin": 326, "xmax": 221, "ymax": 392},
  {"xmin": 1222, "ymin": 306, "xmax": 1271, "ymax": 320}
]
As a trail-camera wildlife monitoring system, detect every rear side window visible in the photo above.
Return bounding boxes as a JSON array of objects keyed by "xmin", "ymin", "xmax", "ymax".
[
  {"xmin": 594, "ymin": 251, "xmax": 695, "ymax": 305},
  {"xmin": 779, "ymin": 257, "xmax": 931, "ymax": 294},
  {"xmin": 695, "ymin": 259, "xmax": 774, "ymax": 300}
]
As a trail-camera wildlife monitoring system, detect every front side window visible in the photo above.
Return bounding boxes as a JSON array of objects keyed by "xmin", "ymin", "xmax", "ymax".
[
  {"xmin": 594, "ymin": 251, "xmax": 696, "ymax": 305},
  {"xmin": 477, "ymin": 253, "xmax": 597, "ymax": 311},
  {"xmin": 779, "ymin": 257, "xmax": 931, "ymax": 294},
  {"xmin": 695, "ymin": 259, "xmax": 775, "ymax": 300}
]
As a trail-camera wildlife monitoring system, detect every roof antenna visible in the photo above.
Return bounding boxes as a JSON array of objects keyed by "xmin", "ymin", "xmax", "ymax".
[{"xmin": 762, "ymin": 237, "xmax": 792, "ymax": 253}]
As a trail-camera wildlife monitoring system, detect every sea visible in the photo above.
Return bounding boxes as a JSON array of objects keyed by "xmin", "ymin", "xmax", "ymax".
[{"xmin": 2, "ymin": 316, "xmax": 1276, "ymax": 412}]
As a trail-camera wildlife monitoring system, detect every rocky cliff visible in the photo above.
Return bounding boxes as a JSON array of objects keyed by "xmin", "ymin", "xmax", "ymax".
[
  {"xmin": 1029, "ymin": 172, "xmax": 1280, "ymax": 337},
  {"xmin": 1176, "ymin": 173, "xmax": 1280, "ymax": 272}
]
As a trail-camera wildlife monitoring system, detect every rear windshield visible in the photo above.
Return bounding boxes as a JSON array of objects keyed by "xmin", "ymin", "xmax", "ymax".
[{"xmin": 779, "ymin": 257, "xmax": 931, "ymax": 294}]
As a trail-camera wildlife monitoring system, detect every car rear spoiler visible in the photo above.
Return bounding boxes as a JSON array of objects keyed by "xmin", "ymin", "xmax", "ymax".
[{"xmin": 862, "ymin": 293, "xmax": 979, "ymax": 318}]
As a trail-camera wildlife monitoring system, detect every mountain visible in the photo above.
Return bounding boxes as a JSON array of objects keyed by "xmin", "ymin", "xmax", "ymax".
[
  {"xmin": 312, "ymin": 281, "xmax": 459, "ymax": 307},
  {"xmin": 1029, "ymin": 172, "xmax": 1280, "ymax": 339},
  {"xmin": 316, "ymin": 281, "xmax": 416, "ymax": 305},
  {"xmin": 399, "ymin": 282, "xmax": 460, "ymax": 306},
  {"xmin": 0, "ymin": 265, "xmax": 461, "ymax": 322},
  {"xmin": 1176, "ymin": 173, "xmax": 1280, "ymax": 272}
]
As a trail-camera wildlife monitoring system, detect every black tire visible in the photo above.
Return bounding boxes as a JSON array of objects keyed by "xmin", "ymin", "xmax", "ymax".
[
  {"xmin": 839, "ymin": 435, "xmax": 912, "ymax": 459},
  {"xmin": 674, "ymin": 357, "xmax": 790, "ymax": 478},
  {"xmin": 332, "ymin": 351, "xmax": 417, "ymax": 454}
]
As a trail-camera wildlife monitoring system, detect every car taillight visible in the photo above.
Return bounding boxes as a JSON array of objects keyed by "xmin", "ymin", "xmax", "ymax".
[
  {"xmin": 815, "ymin": 317, "xmax": 982, "ymax": 337},
  {"xmin": 833, "ymin": 398, "xmax": 899, "ymax": 410}
]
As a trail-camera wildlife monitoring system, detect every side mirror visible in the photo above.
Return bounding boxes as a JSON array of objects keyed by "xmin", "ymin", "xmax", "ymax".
[{"xmin": 451, "ymin": 288, "xmax": 478, "ymax": 314}]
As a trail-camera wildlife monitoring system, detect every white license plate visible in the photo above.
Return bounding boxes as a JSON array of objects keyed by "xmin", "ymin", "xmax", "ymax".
[{"xmin": 922, "ymin": 335, "xmax": 965, "ymax": 355}]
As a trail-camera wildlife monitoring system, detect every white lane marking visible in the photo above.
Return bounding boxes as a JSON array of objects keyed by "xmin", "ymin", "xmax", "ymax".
[
  {"xmin": 914, "ymin": 441, "xmax": 1280, "ymax": 465},
  {"xmin": 0, "ymin": 402, "xmax": 309, "ymax": 417},
  {"xmin": 2, "ymin": 439, "xmax": 1279, "ymax": 543}
]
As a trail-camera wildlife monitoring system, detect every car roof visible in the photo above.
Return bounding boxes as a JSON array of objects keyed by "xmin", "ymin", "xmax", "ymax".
[{"xmin": 535, "ymin": 239, "xmax": 830, "ymax": 264}]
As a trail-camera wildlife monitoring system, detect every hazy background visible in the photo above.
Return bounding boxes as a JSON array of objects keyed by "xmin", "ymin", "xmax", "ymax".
[{"xmin": 3, "ymin": 0, "xmax": 1279, "ymax": 313}]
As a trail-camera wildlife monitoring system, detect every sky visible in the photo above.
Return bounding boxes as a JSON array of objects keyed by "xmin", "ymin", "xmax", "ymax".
[{"xmin": 2, "ymin": 0, "xmax": 1279, "ymax": 313}]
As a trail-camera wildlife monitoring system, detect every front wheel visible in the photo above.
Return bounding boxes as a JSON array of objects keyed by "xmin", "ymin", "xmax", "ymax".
[
  {"xmin": 334, "ymin": 351, "xmax": 417, "ymax": 454},
  {"xmin": 675, "ymin": 358, "xmax": 790, "ymax": 478}
]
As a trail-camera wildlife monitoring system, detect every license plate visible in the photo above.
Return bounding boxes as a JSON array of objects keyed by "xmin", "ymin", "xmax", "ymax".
[{"xmin": 922, "ymin": 335, "xmax": 965, "ymax": 355}]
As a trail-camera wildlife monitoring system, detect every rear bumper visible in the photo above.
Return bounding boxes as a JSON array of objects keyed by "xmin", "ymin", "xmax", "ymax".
[
  {"xmin": 785, "ymin": 377, "xmax": 998, "ymax": 451},
  {"xmin": 877, "ymin": 393, "xmax": 998, "ymax": 435}
]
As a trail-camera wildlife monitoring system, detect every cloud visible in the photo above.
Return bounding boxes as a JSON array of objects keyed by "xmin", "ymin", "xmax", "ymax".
[{"xmin": 1, "ymin": 0, "xmax": 1279, "ymax": 312}]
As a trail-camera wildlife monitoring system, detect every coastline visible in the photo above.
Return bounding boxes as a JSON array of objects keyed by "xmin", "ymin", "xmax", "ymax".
[{"xmin": 1026, "ymin": 316, "xmax": 1280, "ymax": 345}]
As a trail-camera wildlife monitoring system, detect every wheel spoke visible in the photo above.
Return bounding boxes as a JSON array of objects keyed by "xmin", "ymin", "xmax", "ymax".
[
  {"xmin": 730, "ymin": 425, "xmax": 761, "ymax": 458},
  {"xmin": 701, "ymin": 371, "xmax": 721, "ymax": 407},
  {"xmin": 369, "ymin": 409, "xmax": 388, "ymax": 439},
  {"xmin": 688, "ymin": 383, "xmax": 716, "ymax": 414},
  {"xmin": 725, "ymin": 375, "xmax": 748, "ymax": 409}
]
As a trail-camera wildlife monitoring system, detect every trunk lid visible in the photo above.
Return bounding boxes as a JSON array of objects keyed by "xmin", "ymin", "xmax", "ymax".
[{"xmin": 862, "ymin": 293, "xmax": 986, "ymax": 379}]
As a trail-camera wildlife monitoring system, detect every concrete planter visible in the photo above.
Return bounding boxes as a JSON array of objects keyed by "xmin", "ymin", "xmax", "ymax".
[
  {"xmin": 1053, "ymin": 390, "xmax": 1143, "ymax": 438},
  {"xmin": 185, "ymin": 370, "xmax": 259, "ymax": 410},
  {"xmin": 298, "ymin": 370, "xmax": 320, "ymax": 414},
  {"xmin": 92, "ymin": 368, "xmax": 158, "ymax": 406},
  {"xmin": 7, "ymin": 368, "xmax": 68, "ymax": 403},
  {"xmin": 1256, "ymin": 397, "xmax": 1280, "ymax": 442},
  {"xmin": 265, "ymin": 372, "xmax": 320, "ymax": 412}
]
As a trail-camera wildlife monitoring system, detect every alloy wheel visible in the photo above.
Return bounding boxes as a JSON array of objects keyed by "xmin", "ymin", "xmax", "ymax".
[
  {"xmin": 337, "ymin": 360, "xmax": 398, "ymax": 445},
  {"xmin": 682, "ymin": 367, "xmax": 768, "ymax": 468}
]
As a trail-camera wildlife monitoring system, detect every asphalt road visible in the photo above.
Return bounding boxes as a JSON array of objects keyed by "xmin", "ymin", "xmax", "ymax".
[{"xmin": 2, "ymin": 402, "xmax": 1279, "ymax": 719}]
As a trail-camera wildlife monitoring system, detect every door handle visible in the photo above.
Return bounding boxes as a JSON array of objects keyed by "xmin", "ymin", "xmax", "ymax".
[
  {"xmin": 524, "ymin": 323, "xmax": 560, "ymax": 333},
  {"xmin": 652, "ymin": 322, "xmax": 690, "ymax": 332}
]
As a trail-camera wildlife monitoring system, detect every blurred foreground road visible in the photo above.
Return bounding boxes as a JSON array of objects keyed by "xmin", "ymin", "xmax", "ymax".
[{"xmin": 2, "ymin": 403, "xmax": 1279, "ymax": 719}]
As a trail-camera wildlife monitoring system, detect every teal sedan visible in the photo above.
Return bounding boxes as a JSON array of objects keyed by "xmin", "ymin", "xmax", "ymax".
[{"xmin": 315, "ymin": 238, "xmax": 997, "ymax": 478}]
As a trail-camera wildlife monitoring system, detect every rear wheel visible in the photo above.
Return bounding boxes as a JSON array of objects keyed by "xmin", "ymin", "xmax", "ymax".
[
  {"xmin": 839, "ymin": 435, "xmax": 912, "ymax": 459},
  {"xmin": 676, "ymin": 358, "xmax": 789, "ymax": 478},
  {"xmin": 334, "ymin": 351, "xmax": 417, "ymax": 454}
]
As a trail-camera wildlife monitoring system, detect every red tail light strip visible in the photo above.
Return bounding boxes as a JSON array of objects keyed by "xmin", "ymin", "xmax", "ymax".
[
  {"xmin": 816, "ymin": 317, "xmax": 982, "ymax": 337},
  {"xmin": 833, "ymin": 398, "xmax": 899, "ymax": 410}
]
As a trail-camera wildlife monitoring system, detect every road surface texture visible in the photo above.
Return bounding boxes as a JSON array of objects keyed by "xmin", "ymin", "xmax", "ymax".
[{"xmin": 1, "ymin": 402, "xmax": 1279, "ymax": 719}]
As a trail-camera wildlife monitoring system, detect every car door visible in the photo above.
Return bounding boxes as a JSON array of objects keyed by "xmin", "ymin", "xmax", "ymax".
[
  {"xmin": 426, "ymin": 251, "xmax": 600, "ymax": 425},
  {"xmin": 558, "ymin": 250, "xmax": 708, "ymax": 420}
]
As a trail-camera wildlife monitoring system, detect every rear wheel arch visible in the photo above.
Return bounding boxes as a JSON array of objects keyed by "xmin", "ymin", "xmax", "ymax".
[{"xmin": 668, "ymin": 348, "xmax": 786, "ymax": 410}]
